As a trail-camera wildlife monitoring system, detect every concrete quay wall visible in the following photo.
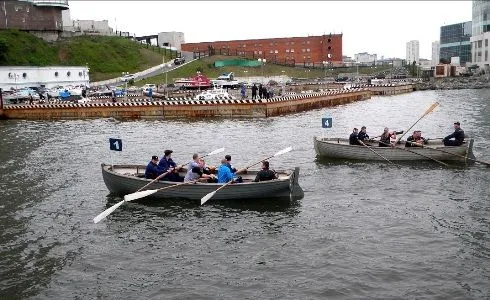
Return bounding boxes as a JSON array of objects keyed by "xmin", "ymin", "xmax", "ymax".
[{"xmin": 1, "ymin": 89, "xmax": 371, "ymax": 120}]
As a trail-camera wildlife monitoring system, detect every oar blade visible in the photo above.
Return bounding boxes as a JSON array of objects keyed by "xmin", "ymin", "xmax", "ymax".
[
  {"xmin": 124, "ymin": 189, "xmax": 158, "ymax": 202},
  {"xmin": 274, "ymin": 146, "xmax": 293, "ymax": 157},
  {"xmin": 200, "ymin": 191, "xmax": 216, "ymax": 205},
  {"xmin": 206, "ymin": 147, "xmax": 225, "ymax": 156},
  {"xmin": 93, "ymin": 200, "xmax": 125, "ymax": 224},
  {"xmin": 424, "ymin": 102, "xmax": 439, "ymax": 116}
]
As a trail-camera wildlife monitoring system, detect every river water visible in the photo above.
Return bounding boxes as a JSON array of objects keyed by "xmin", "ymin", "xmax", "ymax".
[{"xmin": 1, "ymin": 89, "xmax": 489, "ymax": 299}]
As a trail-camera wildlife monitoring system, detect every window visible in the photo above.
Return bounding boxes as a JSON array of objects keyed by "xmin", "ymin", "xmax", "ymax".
[
  {"xmin": 306, "ymin": 48, "xmax": 310, "ymax": 52},
  {"xmin": 290, "ymin": 49, "xmax": 294, "ymax": 53},
  {"xmin": 258, "ymin": 51, "xmax": 262, "ymax": 55},
  {"xmin": 270, "ymin": 50, "xmax": 273, "ymax": 53},
  {"xmin": 291, "ymin": 41, "xmax": 295, "ymax": 45},
  {"xmin": 327, "ymin": 38, "xmax": 332, "ymax": 43},
  {"xmin": 79, "ymin": 71, "xmax": 83, "ymax": 77},
  {"xmin": 478, "ymin": 40, "xmax": 482, "ymax": 48},
  {"xmin": 275, "ymin": 50, "xmax": 278, "ymax": 54},
  {"xmin": 22, "ymin": 73, "xmax": 27, "ymax": 78},
  {"xmin": 286, "ymin": 49, "xmax": 290, "ymax": 53},
  {"xmin": 302, "ymin": 49, "xmax": 306, "ymax": 53},
  {"xmin": 55, "ymin": 72, "xmax": 59, "ymax": 77},
  {"xmin": 307, "ymin": 41, "xmax": 310, "ymax": 44},
  {"xmin": 328, "ymin": 46, "xmax": 332, "ymax": 50},
  {"xmin": 486, "ymin": 39, "xmax": 489, "ymax": 47},
  {"xmin": 486, "ymin": 50, "xmax": 488, "ymax": 62},
  {"xmin": 67, "ymin": 71, "xmax": 71, "ymax": 76}
]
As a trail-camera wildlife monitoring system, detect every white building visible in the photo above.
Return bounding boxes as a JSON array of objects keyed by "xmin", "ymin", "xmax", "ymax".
[
  {"xmin": 158, "ymin": 32, "xmax": 185, "ymax": 50},
  {"xmin": 354, "ymin": 52, "xmax": 377, "ymax": 65},
  {"xmin": 406, "ymin": 40, "xmax": 420, "ymax": 64},
  {"xmin": 62, "ymin": 9, "xmax": 113, "ymax": 35},
  {"xmin": 470, "ymin": 0, "xmax": 490, "ymax": 68},
  {"xmin": 431, "ymin": 41, "xmax": 440, "ymax": 66},
  {"xmin": 0, "ymin": 66, "xmax": 90, "ymax": 90}
]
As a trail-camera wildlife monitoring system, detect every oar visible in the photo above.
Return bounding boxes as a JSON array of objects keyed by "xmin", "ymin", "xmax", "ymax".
[
  {"xmin": 200, "ymin": 146, "xmax": 293, "ymax": 205},
  {"xmin": 395, "ymin": 102, "xmax": 439, "ymax": 144},
  {"xmin": 377, "ymin": 139, "xmax": 450, "ymax": 167},
  {"xmin": 358, "ymin": 140, "xmax": 400, "ymax": 167},
  {"xmin": 405, "ymin": 140, "xmax": 490, "ymax": 167},
  {"xmin": 93, "ymin": 179, "xmax": 201, "ymax": 223},
  {"xmin": 135, "ymin": 147, "xmax": 225, "ymax": 193}
]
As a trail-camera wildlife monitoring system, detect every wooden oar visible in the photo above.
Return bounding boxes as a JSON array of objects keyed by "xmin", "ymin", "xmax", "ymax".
[
  {"xmin": 200, "ymin": 146, "xmax": 293, "ymax": 205},
  {"xmin": 405, "ymin": 140, "xmax": 490, "ymax": 167},
  {"xmin": 93, "ymin": 179, "xmax": 200, "ymax": 224},
  {"xmin": 395, "ymin": 102, "xmax": 439, "ymax": 144},
  {"xmin": 135, "ymin": 147, "xmax": 225, "ymax": 193},
  {"xmin": 377, "ymin": 139, "xmax": 450, "ymax": 167},
  {"xmin": 358, "ymin": 140, "xmax": 400, "ymax": 167}
]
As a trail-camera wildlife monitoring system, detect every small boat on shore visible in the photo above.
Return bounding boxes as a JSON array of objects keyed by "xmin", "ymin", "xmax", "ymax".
[
  {"xmin": 101, "ymin": 164, "xmax": 304, "ymax": 201},
  {"xmin": 194, "ymin": 85, "xmax": 233, "ymax": 100},
  {"xmin": 313, "ymin": 136, "xmax": 475, "ymax": 162}
]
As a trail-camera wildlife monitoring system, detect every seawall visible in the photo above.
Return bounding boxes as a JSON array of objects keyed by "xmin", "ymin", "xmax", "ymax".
[{"xmin": 2, "ymin": 89, "xmax": 370, "ymax": 120}]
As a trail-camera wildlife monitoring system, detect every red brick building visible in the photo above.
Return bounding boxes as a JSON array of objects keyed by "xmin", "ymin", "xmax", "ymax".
[{"xmin": 181, "ymin": 34, "xmax": 342, "ymax": 67}]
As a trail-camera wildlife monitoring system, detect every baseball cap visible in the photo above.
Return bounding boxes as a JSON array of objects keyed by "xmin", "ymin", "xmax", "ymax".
[
  {"xmin": 152, "ymin": 155, "xmax": 158, "ymax": 160},
  {"xmin": 454, "ymin": 122, "xmax": 460, "ymax": 125},
  {"xmin": 164, "ymin": 150, "xmax": 173, "ymax": 156}
]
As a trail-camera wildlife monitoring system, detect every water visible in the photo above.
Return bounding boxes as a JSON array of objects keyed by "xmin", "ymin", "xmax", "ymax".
[{"xmin": 1, "ymin": 89, "xmax": 489, "ymax": 299}]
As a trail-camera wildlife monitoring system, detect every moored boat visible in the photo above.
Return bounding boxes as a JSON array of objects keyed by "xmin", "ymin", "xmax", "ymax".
[
  {"xmin": 313, "ymin": 136, "xmax": 475, "ymax": 162},
  {"xmin": 101, "ymin": 164, "xmax": 303, "ymax": 201}
]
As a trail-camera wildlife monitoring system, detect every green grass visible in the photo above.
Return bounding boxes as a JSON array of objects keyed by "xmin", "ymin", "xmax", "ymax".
[
  {"xmin": 135, "ymin": 55, "xmax": 392, "ymax": 86},
  {"xmin": 0, "ymin": 29, "xmax": 173, "ymax": 81}
]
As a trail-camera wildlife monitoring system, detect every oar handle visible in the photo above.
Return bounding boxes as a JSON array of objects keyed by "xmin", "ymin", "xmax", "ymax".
[{"xmin": 155, "ymin": 179, "xmax": 200, "ymax": 192}]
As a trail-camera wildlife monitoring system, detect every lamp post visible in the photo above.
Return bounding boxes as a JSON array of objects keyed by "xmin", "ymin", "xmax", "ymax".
[
  {"xmin": 122, "ymin": 71, "xmax": 129, "ymax": 101},
  {"xmin": 322, "ymin": 61, "xmax": 328, "ymax": 79},
  {"xmin": 258, "ymin": 58, "xmax": 266, "ymax": 82}
]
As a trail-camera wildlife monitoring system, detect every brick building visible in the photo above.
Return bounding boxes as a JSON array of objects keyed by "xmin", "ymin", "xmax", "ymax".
[
  {"xmin": 0, "ymin": 0, "xmax": 69, "ymax": 41},
  {"xmin": 181, "ymin": 34, "xmax": 343, "ymax": 67}
]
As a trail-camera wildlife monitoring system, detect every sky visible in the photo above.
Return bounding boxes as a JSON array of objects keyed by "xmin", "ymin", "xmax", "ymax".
[{"xmin": 67, "ymin": 1, "xmax": 473, "ymax": 60}]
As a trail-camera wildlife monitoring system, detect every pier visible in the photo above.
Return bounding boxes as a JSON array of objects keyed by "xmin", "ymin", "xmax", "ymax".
[{"xmin": 1, "ymin": 89, "xmax": 370, "ymax": 120}]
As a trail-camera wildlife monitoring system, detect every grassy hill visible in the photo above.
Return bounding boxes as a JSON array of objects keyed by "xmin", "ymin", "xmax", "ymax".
[
  {"xmin": 135, "ymin": 55, "xmax": 392, "ymax": 87},
  {"xmin": 0, "ymin": 29, "xmax": 171, "ymax": 81}
]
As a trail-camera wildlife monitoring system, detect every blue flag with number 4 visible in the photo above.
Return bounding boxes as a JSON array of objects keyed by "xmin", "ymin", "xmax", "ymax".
[{"xmin": 109, "ymin": 138, "xmax": 122, "ymax": 151}]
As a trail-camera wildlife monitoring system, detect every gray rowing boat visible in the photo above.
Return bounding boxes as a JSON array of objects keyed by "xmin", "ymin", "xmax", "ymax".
[
  {"xmin": 313, "ymin": 136, "xmax": 475, "ymax": 162},
  {"xmin": 101, "ymin": 164, "xmax": 304, "ymax": 201}
]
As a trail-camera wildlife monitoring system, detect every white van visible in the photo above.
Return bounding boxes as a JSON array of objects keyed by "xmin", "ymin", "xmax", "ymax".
[{"xmin": 141, "ymin": 84, "xmax": 156, "ymax": 92}]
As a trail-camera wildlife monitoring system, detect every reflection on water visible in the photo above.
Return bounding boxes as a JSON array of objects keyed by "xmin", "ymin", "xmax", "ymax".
[{"xmin": 0, "ymin": 89, "xmax": 489, "ymax": 299}]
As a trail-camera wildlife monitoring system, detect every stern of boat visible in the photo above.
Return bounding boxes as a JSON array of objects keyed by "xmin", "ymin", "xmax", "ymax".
[
  {"xmin": 289, "ymin": 167, "xmax": 304, "ymax": 199},
  {"xmin": 465, "ymin": 138, "xmax": 476, "ymax": 163},
  {"xmin": 313, "ymin": 136, "xmax": 320, "ymax": 156}
]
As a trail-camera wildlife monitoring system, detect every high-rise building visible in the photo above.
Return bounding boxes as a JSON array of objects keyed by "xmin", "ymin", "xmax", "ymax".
[
  {"xmin": 406, "ymin": 40, "xmax": 420, "ymax": 64},
  {"xmin": 440, "ymin": 21, "xmax": 472, "ymax": 65},
  {"xmin": 354, "ymin": 52, "xmax": 377, "ymax": 65},
  {"xmin": 470, "ymin": 0, "xmax": 490, "ymax": 68},
  {"xmin": 432, "ymin": 41, "xmax": 440, "ymax": 65}
]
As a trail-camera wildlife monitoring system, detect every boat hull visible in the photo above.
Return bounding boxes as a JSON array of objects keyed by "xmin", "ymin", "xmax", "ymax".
[
  {"xmin": 101, "ymin": 164, "xmax": 303, "ymax": 201},
  {"xmin": 313, "ymin": 136, "xmax": 475, "ymax": 162}
]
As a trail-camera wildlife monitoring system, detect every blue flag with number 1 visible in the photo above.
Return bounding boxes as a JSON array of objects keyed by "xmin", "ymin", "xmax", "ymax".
[{"xmin": 109, "ymin": 138, "xmax": 122, "ymax": 151}]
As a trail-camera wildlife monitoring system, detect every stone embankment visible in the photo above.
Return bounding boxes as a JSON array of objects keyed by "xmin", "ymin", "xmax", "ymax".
[{"xmin": 414, "ymin": 75, "xmax": 490, "ymax": 91}]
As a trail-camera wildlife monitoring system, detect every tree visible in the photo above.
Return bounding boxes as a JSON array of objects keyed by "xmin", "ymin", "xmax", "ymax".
[{"xmin": 0, "ymin": 38, "xmax": 8, "ymax": 64}]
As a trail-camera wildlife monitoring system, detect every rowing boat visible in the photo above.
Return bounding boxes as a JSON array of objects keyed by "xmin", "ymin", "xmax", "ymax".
[
  {"xmin": 313, "ymin": 136, "xmax": 475, "ymax": 162},
  {"xmin": 101, "ymin": 164, "xmax": 304, "ymax": 201}
]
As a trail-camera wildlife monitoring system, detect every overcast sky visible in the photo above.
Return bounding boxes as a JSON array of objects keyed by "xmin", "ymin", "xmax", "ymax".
[{"xmin": 67, "ymin": 1, "xmax": 472, "ymax": 60}]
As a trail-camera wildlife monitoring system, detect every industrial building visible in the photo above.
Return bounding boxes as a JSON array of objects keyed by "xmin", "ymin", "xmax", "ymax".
[
  {"xmin": 440, "ymin": 21, "xmax": 472, "ymax": 65},
  {"xmin": 181, "ymin": 34, "xmax": 343, "ymax": 67}
]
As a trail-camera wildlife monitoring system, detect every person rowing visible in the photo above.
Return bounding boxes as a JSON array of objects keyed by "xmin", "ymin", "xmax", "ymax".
[
  {"xmin": 158, "ymin": 149, "xmax": 184, "ymax": 182},
  {"xmin": 405, "ymin": 130, "xmax": 427, "ymax": 147},
  {"xmin": 379, "ymin": 127, "xmax": 397, "ymax": 147},
  {"xmin": 183, "ymin": 153, "xmax": 216, "ymax": 182}
]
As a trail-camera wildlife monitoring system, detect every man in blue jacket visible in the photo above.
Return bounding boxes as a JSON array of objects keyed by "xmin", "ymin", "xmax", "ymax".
[
  {"xmin": 158, "ymin": 150, "xmax": 183, "ymax": 181},
  {"xmin": 443, "ymin": 122, "xmax": 465, "ymax": 146},
  {"xmin": 145, "ymin": 155, "xmax": 161, "ymax": 179}
]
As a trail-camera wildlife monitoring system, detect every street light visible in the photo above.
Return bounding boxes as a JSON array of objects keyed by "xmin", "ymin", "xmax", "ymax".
[
  {"xmin": 322, "ymin": 61, "xmax": 328, "ymax": 79},
  {"xmin": 122, "ymin": 71, "xmax": 129, "ymax": 101},
  {"xmin": 258, "ymin": 58, "xmax": 266, "ymax": 82}
]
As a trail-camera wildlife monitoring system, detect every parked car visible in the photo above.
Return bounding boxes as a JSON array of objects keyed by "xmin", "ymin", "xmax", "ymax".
[
  {"xmin": 174, "ymin": 57, "xmax": 185, "ymax": 65},
  {"xmin": 141, "ymin": 84, "xmax": 156, "ymax": 92}
]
